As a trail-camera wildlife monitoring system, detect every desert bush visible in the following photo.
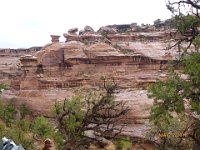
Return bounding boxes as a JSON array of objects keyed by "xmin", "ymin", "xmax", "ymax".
[
  {"xmin": 16, "ymin": 119, "xmax": 30, "ymax": 132},
  {"xmin": 54, "ymin": 80, "xmax": 129, "ymax": 150},
  {"xmin": 19, "ymin": 103, "xmax": 31, "ymax": 119},
  {"xmin": 32, "ymin": 116, "xmax": 53, "ymax": 139},
  {"xmin": 0, "ymin": 100, "xmax": 16, "ymax": 126},
  {"xmin": 114, "ymin": 137, "xmax": 132, "ymax": 150}
]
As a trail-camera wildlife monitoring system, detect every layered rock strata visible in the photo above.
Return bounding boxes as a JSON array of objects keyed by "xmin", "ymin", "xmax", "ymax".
[{"xmin": 0, "ymin": 24, "xmax": 179, "ymax": 149}]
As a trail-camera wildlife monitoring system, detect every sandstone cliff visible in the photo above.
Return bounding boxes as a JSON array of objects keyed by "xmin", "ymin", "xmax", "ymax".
[{"xmin": 0, "ymin": 24, "xmax": 179, "ymax": 149}]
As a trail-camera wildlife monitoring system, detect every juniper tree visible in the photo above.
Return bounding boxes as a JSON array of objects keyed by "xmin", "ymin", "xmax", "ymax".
[
  {"xmin": 54, "ymin": 80, "xmax": 130, "ymax": 150},
  {"xmin": 148, "ymin": 1, "xmax": 200, "ymax": 149}
]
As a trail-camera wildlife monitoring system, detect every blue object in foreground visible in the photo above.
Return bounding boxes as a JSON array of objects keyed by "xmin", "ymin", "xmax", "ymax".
[{"xmin": 0, "ymin": 137, "xmax": 25, "ymax": 150}]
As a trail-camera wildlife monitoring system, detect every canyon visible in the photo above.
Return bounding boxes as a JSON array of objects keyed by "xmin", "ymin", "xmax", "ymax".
[{"xmin": 0, "ymin": 24, "xmax": 179, "ymax": 149}]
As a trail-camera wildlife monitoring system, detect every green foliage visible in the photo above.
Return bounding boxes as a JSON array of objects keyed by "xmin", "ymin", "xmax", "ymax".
[
  {"xmin": 191, "ymin": 120, "xmax": 200, "ymax": 143},
  {"xmin": 52, "ymin": 131, "xmax": 64, "ymax": 150},
  {"xmin": 148, "ymin": 71, "xmax": 184, "ymax": 124},
  {"xmin": 174, "ymin": 15, "xmax": 200, "ymax": 34},
  {"xmin": 148, "ymin": 53, "xmax": 200, "ymax": 149},
  {"xmin": 0, "ymin": 102, "xmax": 4, "ymax": 118},
  {"xmin": 154, "ymin": 19, "xmax": 162, "ymax": 28},
  {"xmin": 0, "ymin": 121, "xmax": 34, "ymax": 150},
  {"xmin": 0, "ymin": 100, "xmax": 16, "ymax": 126},
  {"xmin": 148, "ymin": 54, "xmax": 200, "ymax": 121},
  {"xmin": 83, "ymin": 39, "xmax": 89, "ymax": 45},
  {"xmin": 54, "ymin": 97, "xmax": 85, "ymax": 141},
  {"xmin": 166, "ymin": 4, "xmax": 175, "ymax": 13},
  {"xmin": 0, "ymin": 122, "xmax": 6, "ymax": 137},
  {"xmin": 100, "ymin": 75, "xmax": 107, "ymax": 80},
  {"xmin": 182, "ymin": 54, "xmax": 200, "ymax": 114},
  {"xmin": 16, "ymin": 119, "xmax": 30, "ymax": 132},
  {"xmin": 183, "ymin": 54, "xmax": 200, "ymax": 85},
  {"xmin": 32, "ymin": 116, "xmax": 53, "ymax": 139},
  {"xmin": 5, "ymin": 128, "xmax": 34, "ymax": 150},
  {"xmin": 146, "ymin": 115, "xmax": 193, "ymax": 150},
  {"xmin": 101, "ymin": 31, "xmax": 108, "ymax": 37},
  {"xmin": 192, "ymin": 36, "xmax": 200, "ymax": 49},
  {"xmin": 19, "ymin": 103, "xmax": 31, "ymax": 119},
  {"xmin": 0, "ymin": 101, "xmax": 34, "ymax": 149},
  {"xmin": 54, "ymin": 81, "xmax": 128, "ymax": 149},
  {"xmin": 0, "ymin": 99, "xmax": 59, "ymax": 150},
  {"xmin": 114, "ymin": 137, "xmax": 132, "ymax": 150},
  {"xmin": 4, "ymin": 101, "xmax": 16, "ymax": 124},
  {"xmin": 0, "ymin": 83, "xmax": 9, "ymax": 94}
]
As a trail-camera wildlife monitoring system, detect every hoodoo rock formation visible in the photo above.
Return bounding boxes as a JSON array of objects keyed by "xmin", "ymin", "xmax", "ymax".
[
  {"xmin": 19, "ymin": 26, "xmax": 176, "ymax": 91},
  {"xmin": 0, "ymin": 24, "xmax": 179, "ymax": 149}
]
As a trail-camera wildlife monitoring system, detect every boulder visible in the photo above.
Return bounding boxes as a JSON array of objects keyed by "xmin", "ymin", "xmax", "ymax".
[
  {"xmin": 98, "ymin": 26, "xmax": 117, "ymax": 34},
  {"xmin": 68, "ymin": 28, "xmax": 78, "ymax": 35},
  {"xmin": 63, "ymin": 33, "xmax": 79, "ymax": 42},
  {"xmin": 42, "ymin": 139, "xmax": 56, "ymax": 150},
  {"xmin": 79, "ymin": 30, "xmax": 84, "ymax": 35},
  {"xmin": 84, "ymin": 25, "xmax": 95, "ymax": 33},
  {"xmin": 80, "ymin": 34, "xmax": 102, "ymax": 43},
  {"xmin": 50, "ymin": 35, "xmax": 60, "ymax": 43}
]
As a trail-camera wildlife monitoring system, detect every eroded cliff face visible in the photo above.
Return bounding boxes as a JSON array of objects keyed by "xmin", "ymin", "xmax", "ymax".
[
  {"xmin": 20, "ymin": 43, "xmax": 161, "ymax": 89},
  {"xmin": 20, "ymin": 29, "xmax": 176, "ymax": 90},
  {"xmin": 0, "ymin": 25, "xmax": 178, "ymax": 148},
  {"xmin": 0, "ymin": 47, "xmax": 42, "ymax": 89}
]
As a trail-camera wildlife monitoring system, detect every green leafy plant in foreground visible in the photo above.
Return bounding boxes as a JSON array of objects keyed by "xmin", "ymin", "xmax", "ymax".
[
  {"xmin": 32, "ymin": 116, "xmax": 53, "ymax": 139},
  {"xmin": 113, "ymin": 137, "xmax": 132, "ymax": 150}
]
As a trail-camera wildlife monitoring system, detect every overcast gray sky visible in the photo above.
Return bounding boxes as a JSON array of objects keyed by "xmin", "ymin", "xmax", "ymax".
[{"xmin": 0, "ymin": 0, "xmax": 172, "ymax": 48}]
